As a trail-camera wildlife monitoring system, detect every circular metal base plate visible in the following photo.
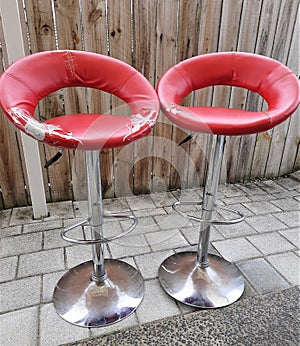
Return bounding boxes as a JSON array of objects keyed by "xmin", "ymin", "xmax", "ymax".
[
  {"xmin": 159, "ymin": 252, "xmax": 244, "ymax": 308},
  {"xmin": 53, "ymin": 259, "xmax": 144, "ymax": 327}
]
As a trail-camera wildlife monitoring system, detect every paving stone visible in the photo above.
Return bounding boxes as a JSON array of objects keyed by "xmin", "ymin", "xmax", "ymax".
[
  {"xmin": 0, "ymin": 209, "xmax": 11, "ymax": 228},
  {"xmin": 44, "ymin": 228, "xmax": 76, "ymax": 250},
  {"xmin": 246, "ymin": 214, "xmax": 287, "ymax": 233},
  {"xmin": 66, "ymin": 244, "xmax": 96, "ymax": 269},
  {"xmin": 279, "ymin": 228, "xmax": 300, "ymax": 248},
  {"xmin": 135, "ymin": 250, "xmax": 174, "ymax": 279},
  {"xmin": 103, "ymin": 197, "xmax": 130, "ymax": 212},
  {"xmin": 91, "ymin": 312, "xmax": 139, "ymax": 338},
  {"xmin": 0, "ymin": 232, "xmax": 42, "ymax": 258},
  {"xmin": 164, "ymin": 204, "xmax": 198, "ymax": 216},
  {"xmin": 294, "ymin": 195, "xmax": 300, "ymax": 202},
  {"xmin": 0, "ymin": 225, "xmax": 22, "ymax": 238},
  {"xmin": 154, "ymin": 213, "xmax": 192, "ymax": 230},
  {"xmin": 274, "ymin": 211, "xmax": 300, "ymax": 228},
  {"xmin": 217, "ymin": 183, "xmax": 246, "ymax": 198},
  {"xmin": 146, "ymin": 229, "xmax": 188, "ymax": 252},
  {"xmin": 237, "ymin": 258, "xmax": 290, "ymax": 294},
  {"xmin": 47, "ymin": 201, "xmax": 75, "ymax": 219},
  {"xmin": 150, "ymin": 191, "xmax": 178, "ymax": 207},
  {"xmin": 290, "ymin": 170, "xmax": 300, "ymax": 181},
  {"xmin": 39, "ymin": 303, "xmax": 89, "ymax": 346},
  {"xmin": 18, "ymin": 248, "xmax": 65, "ymax": 277},
  {"xmin": 267, "ymin": 252, "xmax": 300, "ymax": 286},
  {"xmin": 10, "ymin": 206, "xmax": 36, "ymax": 226},
  {"xmin": 73, "ymin": 200, "xmax": 88, "ymax": 217},
  {"xmin": 23, "ymin": 219, "xmax": 63, "ymax": 233},
  {"xmin": 181, "ymin": 225, "xmax": 224, "ymax": 244},
  {"xmin": 276, "ymin": 176, "xmax": 299, "ymax": 190},
  {"xmin": 63, "ymin": 217, "xmax": 87, "ymax": 228},
  {"xmin": 247, "ymin": 232, "xmax": 296, "ymax": 255},
  {"xmin": 270, "ymin": 197, "xmax": 300, "ymax": 212},
  {"xmin": 272, "ymin": 190, "xmax": 300, "ymax": 200},
  {"xmin": 172, "ymin": 188, "xmax": 202, "ymax": 202},
  {"xmin": 126, "ymin": 195, "xmax": 156, "ymax": 211},
  {"xmin": 214, "ymin": 221, "xmax": 257, "ymax": 239},
  {"xmin": 212, "ymin": 238, "xmax": 261, "ymax": 262},
  {"xmin": 235, "ymin": 182, "xmax": 267, "ymax": 196},
  {"xmin": 42, "ymin": 270, "xmax": 66, "ymax": 303},
  {"xmin": 133, "ymin": 207, "xmax": 166, "ymax": 218},
  {"xmin": 102, "ymin": 218, "xmax": 124, "ymax": 238},
  {"xmin": 0, "ymin": 256, "xmax": 18, "ymax": 283},
  {"xmin": 242, "ymin": 200, "xmax": 281, "ymax": 215},
  {"xmin": 121, "ymin": 216, "xmax": 159, "ymax": 236},
  {"xmin": 120, "ymin": 256, "xmax": 137, "ymax": 268},
  {"xmin": 216, "ymin": 203, "xmax": 255, "ymax": 219},
  {"xmin": 136, "ymin": 279, "xmax": 181, "ymax": 324},
  {"xmin": 108, "ymin": 234, "xmax": 151, "ymax": 258},
  {"xmin": 0, "ymin": 276, "xmax": 41, "ymax": 313},
  {"xmin": 221, "ymin": 195, "xmax": 252, "ymax": 205},
  {"xmin": 254, "ymin": 180, "xmax": 287, "ymax": 194},
  {"xmin": 0, "ymin": 306, "xmax": 38, "ymax": 346}
]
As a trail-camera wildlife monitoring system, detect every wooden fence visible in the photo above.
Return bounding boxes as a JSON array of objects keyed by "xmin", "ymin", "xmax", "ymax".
[{"xmin": 0, "ymin": 0, "xmax": 299, "ymax": 210}]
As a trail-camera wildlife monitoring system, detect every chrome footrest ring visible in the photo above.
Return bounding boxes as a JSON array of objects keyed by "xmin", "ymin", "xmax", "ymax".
[
  {"xmin": 172, "ymin": 201, "xmax": 245, "ymax": 225},
  {"xmin": 61, "ymin": 213, "xmax": 138, "ymax": 245}
]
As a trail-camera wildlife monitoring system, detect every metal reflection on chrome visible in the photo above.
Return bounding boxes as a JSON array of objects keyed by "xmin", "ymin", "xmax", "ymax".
[
  {"xmin": 53, "ymin": 259, "xmax": 144, "ymax": 327},
  {"xmin": 159, "ymin": 252, "xmax": 244, "ymax": 308}
]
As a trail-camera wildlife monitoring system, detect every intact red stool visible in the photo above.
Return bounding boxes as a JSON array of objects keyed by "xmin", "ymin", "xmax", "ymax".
[
  {"xmin": 0, "ymin": 50, "xmax": 159, "ymax": 326},
  {"xmin": 157, "ymin": 52, "xmax": 300, "ymax": 308}
]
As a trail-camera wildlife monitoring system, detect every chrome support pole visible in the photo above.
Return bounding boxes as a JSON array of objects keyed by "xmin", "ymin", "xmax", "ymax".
[
  {"xmin": 197, "ymin": 134, "xmax": 225, "ymax": 267},
  {"xmin": 53, "ymin": 150, "xmax": 144, "ymax": 327},
  {"xmin": 85, "ymin": 150, "xmax": 106, "ymax": 282}
]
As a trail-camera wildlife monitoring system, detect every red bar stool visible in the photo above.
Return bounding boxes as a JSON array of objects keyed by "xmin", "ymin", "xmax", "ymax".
[
  {"xmin": 0, "ymin": 50, "xmax": 159, "ymax": 326},
  {"xmin": 157, "ymin": 52, "xmax": 300, "ymax": 308}
]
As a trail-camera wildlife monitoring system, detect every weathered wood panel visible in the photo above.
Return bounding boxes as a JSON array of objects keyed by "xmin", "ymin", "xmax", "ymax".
[
  {"xmin": 81, "ymin": 0, "xmax": 113, "ymax": 198},
  {"xmin": 0, "ymin": 0, "xmax": 299, "ymax": 209},
  {"xmin": 24, "ymin": 0, "xmax": 73, "ymax": 203},
  {"xmin": 0, "ymin": 13, "xmax": 29, "ymax": 208},
  {"xmin": 132, "ymin": 0, "xmax": 157, "ymax": 195},
  {"xmin": 152, "ymin": 0, "xmax": 178, "ymax": 193}
]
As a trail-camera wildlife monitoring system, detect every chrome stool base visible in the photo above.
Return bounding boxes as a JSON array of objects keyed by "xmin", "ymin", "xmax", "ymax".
[
  {"xmin": 159, "ymin": 252, "xmax": 244, "ymax": 308},
  {"xmin": 53, "ymin": 259, "xmax": 144, "ymax": 327}
]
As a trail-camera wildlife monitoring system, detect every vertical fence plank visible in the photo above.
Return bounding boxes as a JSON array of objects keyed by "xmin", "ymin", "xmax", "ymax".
[
  {"xmin": 228, "ymin": 0, "xmax": 263, "ymax": 183},
  {"xmin": 249, "ymin": 0, "xmax": 282, "ymax": 180},
  {"xmin": 0, "ymin": 61, "xmax": 29, "ymax": 208},
  {"xmin": 52, "ymin": 0, "xmax": 88, "ymax": 201},
  {"xmin": 214, "ymin": 0, "xmax": 243, "ymax": 184},
  {"xmin": 169, "ymin": 0, "xmax": 201, "ymax": 191},
  {"xmin": 152, "ymin": 0, "xmax": 178, "ymax": 193},
  {"xmin": 81, "ymin": 0, "xmax": 114, "ymax": 198},
  {"xmin": 279, "ymin": 2, "xmax": 300, "ymax": 175},
  {"xmin": 106, "ymin": 0, "xmax": 134, "ymax": 197},
  {"xmin": 188, "ymin": 0, "xmax": 223, "ymax": 188},
  {"xmin": 23, "ymin": 0, "xmax": 73, "ymax": 203},
  {"xmin": 132, "ymin": 0, "xmax": 157, "ymax": 194},
  {"xmin": 264, "ymin": 0, "xmax": 299, "ymax": 178},
  {"xmin": 0, "ymin": 6, "xmax": 29, "ymax": 208}
]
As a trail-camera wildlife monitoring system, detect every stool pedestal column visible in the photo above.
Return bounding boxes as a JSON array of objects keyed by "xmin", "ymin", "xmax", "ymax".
[
  {"xmin": 53, "ymin": 151, "xmax": 144, "ymax": 327},
  {"xmin": 159, "ymin": 135, "xmax": 245, "ymax": 308}
]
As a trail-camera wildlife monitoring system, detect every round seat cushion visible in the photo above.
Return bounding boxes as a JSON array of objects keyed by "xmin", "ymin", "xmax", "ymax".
[
  {"xmin": 0, "ymin": 50, "xmax": 159, "ymax": 150},
  {"xmin": 157, "ymin": 52, "xmax": 300, "ymax": 136}
]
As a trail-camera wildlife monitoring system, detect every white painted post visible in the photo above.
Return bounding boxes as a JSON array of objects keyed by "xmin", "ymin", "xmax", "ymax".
[{"xmin": 0, "ymin": 0, "xmax": 48, "ymax": 218}]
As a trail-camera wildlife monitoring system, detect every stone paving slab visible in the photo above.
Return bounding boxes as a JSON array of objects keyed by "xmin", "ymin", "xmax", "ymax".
[{"xmin": 0, "ymin": 174, "xmax": 299, "ymax": 346}]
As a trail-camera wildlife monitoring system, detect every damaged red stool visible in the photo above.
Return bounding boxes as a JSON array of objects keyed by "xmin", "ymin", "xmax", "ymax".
[
  {"xmin": 157, "ymin": 52, "xmax": 299, "ymax": 308},
  {"xmin": 0, "ymin": 50, "xmax": 159, "ymax": 326}
]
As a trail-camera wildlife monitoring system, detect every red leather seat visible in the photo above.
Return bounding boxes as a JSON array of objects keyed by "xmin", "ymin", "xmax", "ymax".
[
  {"xmin": 157, "ymin": 52, "xmax": 299, "ymax": 136},
  {"xmin": 0, "ymin": 50, "xmax": 159, "ymax": 150}
]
